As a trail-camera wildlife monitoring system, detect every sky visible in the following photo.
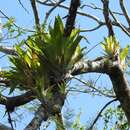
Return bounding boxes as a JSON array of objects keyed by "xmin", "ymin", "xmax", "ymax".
[{"xmin": 0, "ymin": 0, "xmax": 130, "ymax": 130}]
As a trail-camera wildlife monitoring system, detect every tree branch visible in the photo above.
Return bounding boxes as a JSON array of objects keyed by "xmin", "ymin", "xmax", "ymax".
[
  {"xmin": 0, "ymin": 91, "xmax": 35, "ymax": 112},
  {"xmin": 30, "ymin": 0, "xmax": 40, "ymax": 30},
  {"xmin": 109, "ymin": 64, "xmax": 130, "ymax": 125},
  {"xmin": 84, "ymin": 3, "xmax": 123, "ymax": 16},
  {"xmin": 72, "ymin": 76, "xmax": 115, "ymax": 98},
  {"xmin": 89, "ymin": 98, "xmax": 117, "ymax": 129},
  {"xmin": 64, "ymin": 0, "xmax": 80, "ymax": 36},
  {"xmin": 71, "ymin": 58, "xmax": 130, "ymax": 124},
  {"xmin": 37, "ymin": 0, "xmax": 102, "ymax": 24},
  {"xmin": 102, "ymin": 0, "xmax": 114, "ymax": 36},
  {"xmin": 24, "ymin": 105, "xmax": 48, "ymax": 130},
  {"xmin": 109, "ymin": 9, "xmax": 130, "ymax": 37},
  {"xmin": 71, "ymin": 57, "xmax": 109, "ymax": 75},
  {"xmin": 44, "ymin": 0, "xmax": 65, "ymax": 24},
  {"xmin": 17, "ymin": 0, "xmax": 30, "ymax": 14},
  {"xmin": 120, "ymin": 0, "xmax": 130, "ymax": 27},
  {"xmin": 36, "ymin": 0, "xmax": 130, "ymax": 35},
  {"xmin": 0, "ymin": 45, "xmax": 17, "ymax": 56}
]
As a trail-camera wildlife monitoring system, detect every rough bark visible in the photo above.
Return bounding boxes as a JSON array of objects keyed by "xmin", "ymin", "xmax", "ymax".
[
  {"xmin": 64, "ymin": 0, "xmax": 80, "ymax": 36},
  {"xmin": 24, "ymin": 105, "xmax": 48, "ymax": 130},
  {"xmin": 72, "ymin": 58, "xmax": 130, "ymax": 124},
  {"xmin": 109, "ymin": 64, "xmax": 130, "ymax": 124},
  {"xmin": 0, "ymin": 91, "xmax": 35, "ymax": 112}
]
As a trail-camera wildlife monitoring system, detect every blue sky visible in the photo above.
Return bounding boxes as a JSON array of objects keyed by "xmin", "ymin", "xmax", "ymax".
[{"xmin": 0, "ymin": 0, "xmax": 130, "ymax": 130}]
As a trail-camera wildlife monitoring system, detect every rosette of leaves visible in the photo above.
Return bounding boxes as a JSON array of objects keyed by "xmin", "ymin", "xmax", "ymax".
[
  {"xmin": 4, "ymin": 16, "xmax": 84, "ymax": 97},
  {"xmin": 101, "ymin": 36, "xmax": 129, "ymax": 69},
  {"xmin": 101, "ymin": 36, "xmax": 120, "ymax": 60}
]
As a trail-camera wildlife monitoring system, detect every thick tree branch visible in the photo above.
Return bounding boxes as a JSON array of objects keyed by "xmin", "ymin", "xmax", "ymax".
[
  {"xmin": 24, "ymin": 105, "xmax": 48, "ymax": 130},
  {"xmin": 71, "ymin": 58, "xmax": 130, "ymax": 124},
  {"xmin": 0, "ymin": 45, "xmax": 17, "ymax": 56},
  {"xmin": 109, "ymin": 64, "xmax": 130, "ymax": 125},
  {"xmin": 0, "ymin": 91, "xmax": 35, "ymax": 112},
  {"xmin": 64, "ymin": 0, "xmax": 80, "ymax": 36},
  {"xmin": 71, "ymin": 57, "xmax": 109, "ymax": 75}
]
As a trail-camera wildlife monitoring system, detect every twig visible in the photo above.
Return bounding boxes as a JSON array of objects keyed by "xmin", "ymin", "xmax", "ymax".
[
  {"xmin": 120, "ymin": 0, "xmax": 130, "ymax": 27},
  {"xmin": 7, "ymin": 111, "xmax": 14, "ymax": 130},
  {"xmin": 80, "ymin": 24, "xmax": 103, "ymax": 32},
  {"xmin": 109, "ymin": 9, "xmax": 130, "ymax": 37},
  {"xmin": 44, "ymin": 0, "xmax": 65, "ymax": 24},
  {"xmin": 94, "ymin": 74, "xmax": 102, "ymax": 86},
  {"xmin": 0, "ymin": 54, "xmax": 6, "ymax": 59},
  {"xmin": 36, "ymin": 0, "xmax": 104, "ymax": 24},
  {"xmin": 36, "ymin": 0, "xmax": 130, "ymax": 35},
  {"xmin": 88, "ymin": 98, "xmax": 118, "ymax": 130},
  {"xmin": 84, "ymin": 3, "xmax": 123, "ymax": 15},
  {"xmin": 30, "ymin": 0, "xmax": 40, "ymax": 31},
  {"xmin": 17, "ymin": 0, "xmax": 30, "ymax": 14},
  {"xmin": 71, "ymin": 76, "xmax": 115, "ymax": 98},
  {"xmin": 85, "ymin": 42, "xmax": 101, "ymax": 54},
  {"xmin": 0, "ymin": 9, "xmax": 34, "ymax": 32}
]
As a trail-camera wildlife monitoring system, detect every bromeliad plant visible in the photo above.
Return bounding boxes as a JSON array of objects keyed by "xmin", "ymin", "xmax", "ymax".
[
  {"xmin": 4, "ymin": 16, "xmax": 84, "ymax": 97},
  {"xmin": 101, "ymin": 36, "xmax": 129, "ymax": 69}
]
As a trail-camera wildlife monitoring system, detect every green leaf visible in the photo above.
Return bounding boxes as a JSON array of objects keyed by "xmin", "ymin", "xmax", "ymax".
[{"xmin": 119, "ymin": 46, "xmax": 129, "ymax": 62}]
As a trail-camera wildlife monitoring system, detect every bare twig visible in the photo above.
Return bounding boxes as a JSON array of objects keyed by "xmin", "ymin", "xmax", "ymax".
[
  {"xmin": 7, "ymin": 111, "xmax": 14, "ymax": 130},
  {"xmin": 109, "ymin": 9, "xmax": 130, "ymax": 37},
  {"xmin": 80, "ymin": 24, "xmax": 103, "ymax": 32},
  {"xmin": 17, "ymin": 0, "xmax": 30, "ymax": 14},
  {"xmin": 44, "ymin": 0, "xmax": 65, "ymax": 24},
  {"xmin": 71, "ymin": 76, "xmax": 115, "ymax": 98},
  {"xmin": 120, "ymin": 0, "xmax": 130, "ymax": 27},
  {"xmin": 84, "ymin": 3, "xmax": 123, "ymax": 15},
  {"xmin": 85, "ymin": 42, "xmax": 101, "ymax": 54},
  {"xmin": 36, "ymin": 0, "xmax": 130, "ymax": 35},
  {"xmin": 88, "ymin": 98, "xmax": 117, "ymax": 130},
  {"xmin": 30, "ymin": 0, "xmax": 40, "ymax": 31},
  {"xmin": 36, "ymin": 0, "xmax": 104, "ymax": 24}
]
